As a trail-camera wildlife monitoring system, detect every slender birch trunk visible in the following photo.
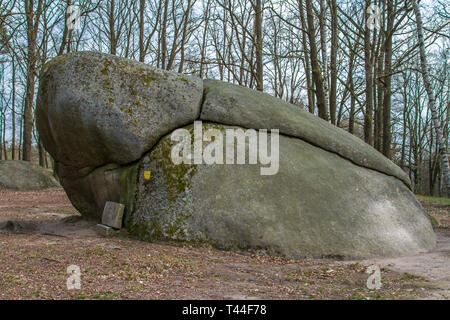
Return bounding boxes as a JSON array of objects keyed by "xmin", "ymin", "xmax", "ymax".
[{"xmin": 412, "ymin": 0, "xmax": 450, "ymax": 196}]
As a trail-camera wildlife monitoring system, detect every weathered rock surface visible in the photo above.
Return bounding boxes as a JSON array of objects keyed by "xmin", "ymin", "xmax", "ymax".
[
  {"xmin": 127, "ymin": 123, "xmax": 435, "ymax": 259},
  {"xmin": 0, "ymin": 160, "xmax": 60, "ymax": 190},
  {"xmin": 201, "ymin": 79, "xmax": 411, "ymax": 187},
  {"xmin": 35, "ymin": 52, "xmax": 436, "ymax": 259},
  {"xmin": 36, "ymin": 51, "xmax": 203, "ymax": 170},
  {"xmin": 36, "ymin": 51, "xmax": 202, "ymax": 218}
]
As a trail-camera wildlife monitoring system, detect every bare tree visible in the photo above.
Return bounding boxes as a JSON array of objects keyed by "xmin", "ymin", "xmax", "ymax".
[
  {"xmin": 305, "ymin": 0, "xmax": 328, "ymax": 120},
  {"xmin": 319, "ymin": 0, "xmax": 330, "ymax": 121},
  {"xmin": 22, "ymin": 0, "xmax": 44, "ymax": 161},
  {"xmin": 412, "ymin": 0, "xmax": 450, "ymax": 196},
  {"xmin": 253, "ymin": 0, "xmax": 263, "ymax": 91},
  {"xmin": 329, "ymin": 0, "xmax": 338, "ymax": 124}
]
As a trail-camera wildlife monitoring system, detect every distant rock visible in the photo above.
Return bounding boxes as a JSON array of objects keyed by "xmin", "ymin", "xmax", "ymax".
[{"xmin": 0, "ymin": 160, "xmax": 60, "ymax": 190}]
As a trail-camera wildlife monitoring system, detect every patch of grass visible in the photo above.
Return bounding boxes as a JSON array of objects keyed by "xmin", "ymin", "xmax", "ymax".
[
  {"xmin": 416, "ymin": 195, "xmax": 450, "ymax": 206},
  {"xmin": 400, "ymin": 272, "xmax": 425, "ymax": 281},
  {"xmin": 341, "ymin": 279, "xmax": 352, "ymax": 285}
]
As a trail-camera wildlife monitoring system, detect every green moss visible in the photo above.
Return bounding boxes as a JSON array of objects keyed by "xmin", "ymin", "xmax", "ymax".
[
  {"xmin": 152, "ymin": 125, "xmax": 198, "ymax": 201},
  {"xmin": 126, "ymin": 124, "xmax": 255, "ymax": 243},
  {"xmin": 127, "ymin": 84, "xmax": 137, "ymax": 96},
  {"xmin": 101, "ymin": 58, "xmax": 112, "ymax": 76},
  {"xmin": 126, "ymin": 211, "xmax": 165, "ymax": 241},
  {"xmin": 121, "ymin": 159, "xmax": 175, "ymax": 241},
  {"xmin": 127, "ymin": 217, "xmax": 151, "ymax": 240},
  {"xmin": 39, "ymin": 72, "xmax": 51, "ymax": 100},
  {"xmin": 176, "ymin": 77, "xmax": 189, "ymax": 84},
  {"xmin": 148, "ymin": 219, "xmax": 164, "ymax": 238},
  {"xmin": 124, "ymin": 106, "xmax": 133, "ymax": 115},
  {"xmin": 119, "ymin": 161, "xmax": 141, "ymax": 220},
  {"xmin": 102, "ymin": 79, "xmax": 113, "ymax": 91},
  {"xmin": 41, "ymin": 54, "xmax": 72, "ymax": 74},
  {"xmin": 125, "ymin": 125, "xmax": 201, "ymax": 241},
  {"xmin": 39, "ymin": 55, "xmax": 73, "ymax": 98}
]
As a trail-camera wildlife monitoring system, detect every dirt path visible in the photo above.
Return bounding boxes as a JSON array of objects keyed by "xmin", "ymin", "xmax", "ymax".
[
  {"xmin": 358, "ymin": 229, "xmax": 450, "ymax": 299},
  {"xmin": 0, "ymin": 189, "xmax": 448, "ymax": 300}
]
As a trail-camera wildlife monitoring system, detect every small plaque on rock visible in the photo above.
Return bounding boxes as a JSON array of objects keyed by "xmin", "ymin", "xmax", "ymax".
[{"xmin": 102, "ymin": 201, "xmax": 125, "ymax": 229}]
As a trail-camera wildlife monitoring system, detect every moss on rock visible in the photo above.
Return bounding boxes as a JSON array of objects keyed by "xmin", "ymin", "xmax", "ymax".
[{"xmin": 119, "ymin": 160, "xmax": 141, "ymax": 220}]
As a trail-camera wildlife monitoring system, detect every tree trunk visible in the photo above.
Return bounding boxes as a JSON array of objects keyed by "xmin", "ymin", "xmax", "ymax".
[
  {"xmin": 319, "ymin": 0, "xmax": 330, "ymax": 122},
  {"xmin": 254, "ymin": 0, "xmax": 263, "ymax": 91},
  {"xmin": 0, "ymin": 119, "xmax": 2, "ymax": 160},
  {"xmin": 160, "ymin": 0, "xmax": 169, "ymax": 69},
  {"xmin": 11, "ymin": 54, "xmax": 16, "ymax": 160},
  {"xmin": 400, "ymin": 82, "xmax": 407, "ymax": 168},
  {"xmin": 0, "ymin": 115, "xmax": 4, "ymax": 160},
  {"xmin": 298, "ymin": 0, "xmax": 315, "ymax": 114},
  {"xmin": 382, "ymin": 0, "xmax": 394, "ymax": 158},
  {"xmin": 329, "ymin": 0, "xmax": 338, "ymax": 125},
  {"xmin": 109, "ymin": 0, "xmax": 117, "ymax": 55},
  {"xmin": 305, "ymin": 0, "xmax": 328, "ymax": 120},
  {"xmin": 23, "ymin": 0, "xmax": 43, "ymax": 161},
  {"xmin": 363, "ymin": 0, "xmax": 373, "ymax": 145},
  {"xmin": 138, "ymin": 0, "xmax": 145, "ymax": 62},
  {"xmin": 178, "ymin": 0, "xmax": 193, "ymax": 73},
  {"xmin": 199, "ymin": 0, "xmax": 211, "ymax": 78},
  {"xmin": 58, "ymin": 0, "xmax": 72, "ymax": 55},
  {"xmin": 38, "ymin": 136, "xmax": 45, "ymax": 167},
  {"xmin": 374, "ymin": 47, "xmax": 384, "ymax": 152}
]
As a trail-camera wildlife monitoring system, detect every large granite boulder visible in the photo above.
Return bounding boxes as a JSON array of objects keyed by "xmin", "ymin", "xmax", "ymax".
[
  {"xmin": 36, "ymin": 52, "xmax": 203, "ymax": 219},
  {"xmin": 128, "ymin": 123, "xmax": 434, "ymax": 259},
  {"xmin": 36, "ymin": 51, "xmax": 203, "ymax": 171},
  {"xmin": 36, "ymin": 52, "xmax": 435, "ymax": 258},
  {"xmin": 0, "ymin": 160, "xmax": 60, "ymax": 190},
  {"xmin": 202, "ymin": 79, "xmax": 410, "ymax": 187}
]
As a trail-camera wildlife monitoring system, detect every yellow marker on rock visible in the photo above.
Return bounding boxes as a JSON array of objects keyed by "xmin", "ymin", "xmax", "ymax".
[{"xmin": 144, "ymin": 171, "xmax": 151, "ymax": 181}]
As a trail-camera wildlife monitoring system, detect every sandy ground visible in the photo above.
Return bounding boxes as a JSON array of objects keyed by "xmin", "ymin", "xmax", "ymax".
[
  {"xmin": 0, "ymin": 189, "xmax": 448, "ymax": 300},
  {"xmin": 358, "ymin": 228, "xmax": 450, "ymax": 299}
]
